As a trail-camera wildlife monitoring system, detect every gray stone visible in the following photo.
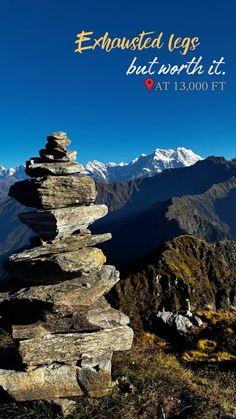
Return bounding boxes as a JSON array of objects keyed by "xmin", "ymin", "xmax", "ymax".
[
  {"xmin": 9, "ymin": 176, "xmax": 97, "ymax": 209},
  {"xmin": 0, "ymin": 365, "xmax": 83, "ymax": 400},
  {"xmin": 41, "ymin": 146, "xmax": 68, "ymax": 160},
  {"xmin": 47, "ymin": 131, "xmax": 68, "ymax": 140},
  {"xmin": 13, "ymin": 232, "xmax": 111, "ymax": 258},
  {"xmin": 46, "ymin": 138, "xmax": 71, "ymax": 149},
  {"xmin": 19, "ymin": 326, "xmax": 134, "ymax": 366},
  {"xmin": 0, "ymin": 265, "xmax": 120, "ymax": 311},
  {"xmin": 39, "ymin": 149, "xmax": 77, "ymax": 162},
  {"xmin": 19, "ymin": 204, "xmax": 108, "ymax": 238},
  {"xmin": 156, "ymin": 310, "xmax": 201, "ymax": 336},
  {"xmin": 11, "ymin": 297, "xmax": 130, "ymax": 338},
  {"xmin": 0, "ymin": 362, "xmax": 113, "ymax": 400},
  {"xmin": 25, "ymin": 159, "xmax": 84, "ymax": 177},
  {"xmin": 9, "ymin": 247, "xmax": 106, "ymax": 283}
]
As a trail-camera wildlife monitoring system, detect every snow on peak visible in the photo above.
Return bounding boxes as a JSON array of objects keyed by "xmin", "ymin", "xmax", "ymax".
[
  {"xmin": 0, "ymin": 165, "xmax": 26, "ymax": 180},
  {"xmin": 85, "ymin": 147, "xmax": 203, "ymax": 183},
  {"xmin": 0, "ymin": 148, "xmax": 202, "ymax": 184}
]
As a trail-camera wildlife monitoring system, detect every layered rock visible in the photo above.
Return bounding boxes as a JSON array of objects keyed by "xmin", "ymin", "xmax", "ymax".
[
  {"xmin": 18, "ymin": 205, "xmax": 108, "ymax": 239},
  {"xmin": 0, "ymin": 131, "xmax": 133, "ymax": 407},
  {"xmin": 9, "ymin": 175, "xmax": 97, "ymax": 209}
]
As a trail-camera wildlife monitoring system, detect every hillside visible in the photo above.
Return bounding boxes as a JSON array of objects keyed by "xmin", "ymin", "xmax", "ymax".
[
  {"xmin": 96, "ymin": 157, "xmax": 236, "ymax": 214},
  {"xmin": 0, "ymin": 198, "xmax": 31, "ymax": 276},
  {"xmin": 167, "ymin": 176, "xmax": 236, "ymax": 241},
  {"xmin": 110, "ymin": 235, "xmax": 236, "ymax": 333},
  {"xmin": 93, "ymin": 157, "xmax": 236, "ymax": 266}
]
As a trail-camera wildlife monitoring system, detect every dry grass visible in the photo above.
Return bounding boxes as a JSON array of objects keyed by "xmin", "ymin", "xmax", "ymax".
[
  {"xmin": 196, "ymin": 306, "xmax": 236, "ymax": 325},
  {"xmin": 0, "ymin": 328, "xmax": 235, "ymax": 418},
  {"xmin": 73, "ymin": 342, "xmax": 236, "ymax": 419}
]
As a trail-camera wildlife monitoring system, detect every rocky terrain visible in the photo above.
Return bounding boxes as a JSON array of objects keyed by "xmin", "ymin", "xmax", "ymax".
[
  {"xmin": 0, "ymin": 132, "xmax": 133, "ymax": 411},
  {"xmin": 109, "ymin": 235, "xmax": 236, "ymax": 333}
]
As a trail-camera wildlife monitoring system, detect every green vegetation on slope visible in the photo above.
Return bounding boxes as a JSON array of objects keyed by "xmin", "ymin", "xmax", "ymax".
[{"xmin": 112, "ymin": 235, "xmax": 236, "ymax": 332}]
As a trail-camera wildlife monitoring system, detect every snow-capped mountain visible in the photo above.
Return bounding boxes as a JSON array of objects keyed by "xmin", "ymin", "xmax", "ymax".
[
  {"xmin": 0, "ymin": 165, "xmax": 26, "ymax": 180},
  {"xmin": 0, "ymin": 148, "xmax": 202, "ymax": 186},
  {"xmin": 85, "ymin": 147, "xmax": 203, "ymax": 183}
]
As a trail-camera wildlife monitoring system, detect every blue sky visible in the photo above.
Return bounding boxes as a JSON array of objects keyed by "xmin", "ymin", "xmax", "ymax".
[{"xmin": 0, "ymin": 0, "xmax": 235, "ymax": 167}]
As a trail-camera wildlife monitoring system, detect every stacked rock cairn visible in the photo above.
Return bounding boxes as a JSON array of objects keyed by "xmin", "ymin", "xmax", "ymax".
[{"xmin": 0, "ymin": 132, "xmax": 133, "ymax": 407}]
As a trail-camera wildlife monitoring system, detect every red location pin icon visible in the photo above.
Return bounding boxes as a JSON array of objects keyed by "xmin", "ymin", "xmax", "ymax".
[{"xmin": 145, "ymin": 77, "xmax": 154, "ymax": 92}]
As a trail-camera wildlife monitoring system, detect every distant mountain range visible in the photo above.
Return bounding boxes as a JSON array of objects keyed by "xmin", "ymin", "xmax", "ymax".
[
  {"xmin": 1, "ymin": 153, "xmax": 236, "ymax": 281},
  {"xmin": 0, "ymin": 166, "xmax": 26, "ymax": 199},
  {"xmin": 0, "ymin": 165, "xmax": 26, "ymax": 180},
  {"xmin": 0, "ymin": 147, "xmax": 202, "ymax": 185},
  {"xmin": 85, "ymin": 147, "xmax": 202, "ymax": 183},
  {"xmin": 94, "ymin": 156, "xmax": 236, "ymax": 267}
]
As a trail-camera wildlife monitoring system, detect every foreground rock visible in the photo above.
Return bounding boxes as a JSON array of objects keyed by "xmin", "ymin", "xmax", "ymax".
[
  {"xmin": 0, "ymin": 365, "xmax": 83, "ymax": 400},
  {"xmin": 19, "ymin": 326, "xmax": 133, "ymax": 366},
  {"xmin": 26, "ymin": 159, "xmax": 84, "ymax": 177},
  {"xmin": 9, "ymin": 175, "xmax": 97, "ymax": 209},
  {"xmin": 0, "ymin": 265, "xmax": 120, "ymax": 312},
  {"xmin": 19, "ymin": 204, "xmax": 108, "ymax": 239},
  {"xmin": 12, "ymin": 231, "xmax": 111, "ymax": 256},
  {"xmin": 156, "ymin": 310, "xmax": 203, "ymax": 336},
  {"xmin": 0, "ymin": 131, "xmax": 133, "ymax": 408},
  {"xmin": 9, "ymin": 247, "xmax": 106, "ymax": 284}
]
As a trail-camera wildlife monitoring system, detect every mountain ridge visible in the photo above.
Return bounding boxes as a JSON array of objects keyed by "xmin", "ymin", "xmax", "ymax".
[
  {"xmin": 93, "ymin": 157, "xmax": 236, "ymax": 267},
  {"xmin": 110, "ymin": 235, "xmax": 236, "ymax": 332},
  {"xmin": 85, "ymin": 147, "xmax": 202, "ymax": 182},
  {"xmin": 1, "ymin": 155, "xmax": 236, "ymax": 276},
  {"xmin": 0, "ymin": 147, "xmax": 202, "ymax": 184}
]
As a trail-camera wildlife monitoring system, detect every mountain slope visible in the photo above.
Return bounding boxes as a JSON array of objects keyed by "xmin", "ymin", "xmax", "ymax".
[
  {"xmin": 167, "ymin": 176, "xmax": 236, "ymax": 242},
  {"xmin": 96, "ymin": 156, "xmax": 236, "ymax": 214},
  {"xmin": 0, "ymin": 166, "xmax": 26, "ymax": 199},
  {"xmin": 94, "ymin": 159, "xmax": 236, "ymax": 267},
  {"xmin": 0, "ymin": 197, "xmax": 31, "ymax": 277},
  {"xmin": 1, "ymin": 156, "xmax": 236, "ymax": 276},
  {"xmin": 110, "ymin": 235, "xmax": 236, "ymax": 332},
  {"xmin": 85, "ymin": 147, "xmax": 202, "ymax": 183}
]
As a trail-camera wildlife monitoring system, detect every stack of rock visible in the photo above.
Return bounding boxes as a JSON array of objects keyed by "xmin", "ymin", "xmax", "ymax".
[{"xmin": 0, "ymin": 132, "xmax": 133, "ymax": 405}]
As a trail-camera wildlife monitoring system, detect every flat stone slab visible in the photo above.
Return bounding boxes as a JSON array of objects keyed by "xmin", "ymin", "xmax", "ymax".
[
  {"xmin": 0, "ymin": 365, "xmax": 82, "ymax": 400},
  {"xmin": 46, "ymin": 132, "xmax": 71, "ymax": 148},
  {"xmin": 39, "ymin": 149, "xmax": 77, "ymax": 162},
  {"xmin": 19, "ymin": 204, "xmax": 108, "ymax": 238},
  {"xmin": 26, "ymin": 159, "xmax": 84, "ymax": 177},
  {"xmin": 0, "ymin": 362, "xmax": 113, "ymax": 400},
  {"xmin": 11, "ymin": 232, "xmax": 111, "ymax": 259},
  {"xmin": 0, "ymin": 265, "xmax": 120, "ymax": 312},
  {"xmin": 8, "ymin": 247, "xmax": 106, "ymax": 284},
  {"xmin": 9, "ymin": 175, "xmax": 97, "ymax": 209},
  {"xmin": 12, "ymin": 297, "xmax": 130, "ymax": 339},
  {"xmin": 19, "ymin": 326, "xmax": 134, "ymax": 365}
]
